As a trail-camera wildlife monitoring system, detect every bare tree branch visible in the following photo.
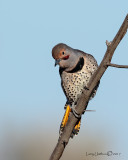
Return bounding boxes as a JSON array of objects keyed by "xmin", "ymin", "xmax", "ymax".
[
  {"xmin": 49, "ymin": 14, "xmax": 128, "ymax": 160},
  {"xmin": 106, "ymin": 40, "xmax": 112, "ymax": 46},
  {"xmin": 107, "ymin": 63, "xmax": 128, "ymax": 68}
]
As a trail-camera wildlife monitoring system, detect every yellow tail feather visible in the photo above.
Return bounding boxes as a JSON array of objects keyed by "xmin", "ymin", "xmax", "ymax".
[
  {"xmin": 60, "ymin": 105, "xmax": 81, "ymax": 138},
  {"xmin": 60, "ymin": 105, "xmax": 71, "ymax": 129}
]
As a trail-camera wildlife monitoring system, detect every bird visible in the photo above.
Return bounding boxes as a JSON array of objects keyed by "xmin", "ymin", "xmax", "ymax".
[{"xmin": 52, "ymin": 43, "xmax": 99, "ymax": 138}]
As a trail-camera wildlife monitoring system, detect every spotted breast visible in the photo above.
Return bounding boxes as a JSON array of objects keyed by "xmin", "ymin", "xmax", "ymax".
[{"xmin": 60, "ymin": 52, "xmax": 98, "ymax": 105}]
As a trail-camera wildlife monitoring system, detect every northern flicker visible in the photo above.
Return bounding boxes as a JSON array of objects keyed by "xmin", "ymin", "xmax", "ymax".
[{"xmin": 52, "ymin": 43, "xmax": 99, "ymax": 138}]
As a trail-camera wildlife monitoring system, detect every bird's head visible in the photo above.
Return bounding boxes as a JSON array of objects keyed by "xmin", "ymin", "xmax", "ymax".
[{"xmin": 52, "ymin": 43, "xmax": 81, "ymax": 71}]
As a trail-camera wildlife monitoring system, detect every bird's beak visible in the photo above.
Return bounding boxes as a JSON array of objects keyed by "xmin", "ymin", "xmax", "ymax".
[{"xmin": 55, "ymin": 59, "xmax": 61, "ymax": 66}]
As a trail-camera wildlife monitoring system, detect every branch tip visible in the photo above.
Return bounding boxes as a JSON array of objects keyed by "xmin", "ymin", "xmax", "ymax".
[
  {"xmin": 106, "ymin": 40, "xmax": 112, "ymax": 47},
  {"xmin": 107, "ymin": 63, "xmax": 128, "ymax": 68}
]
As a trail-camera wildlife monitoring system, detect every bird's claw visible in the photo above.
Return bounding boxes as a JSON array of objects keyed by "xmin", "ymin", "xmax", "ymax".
[{"xmin": 71, "ymin": 103, "xmax": 81, "ymax": 119}]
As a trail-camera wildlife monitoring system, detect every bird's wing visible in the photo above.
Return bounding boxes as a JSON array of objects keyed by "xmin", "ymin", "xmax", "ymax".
[{"xmin": 82, "ymin": 52, "xmax": 98, "ymax": 75}]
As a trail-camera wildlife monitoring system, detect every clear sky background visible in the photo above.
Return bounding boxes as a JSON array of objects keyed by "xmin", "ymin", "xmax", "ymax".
[{"xmin": 0, "ymin": 0, "xmax": 128, "ymax": 160}]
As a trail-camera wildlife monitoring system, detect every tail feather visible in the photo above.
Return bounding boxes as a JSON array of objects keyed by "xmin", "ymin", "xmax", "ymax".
[{"xmin": 59, "ymin": 104, "xmax": 81, "ymax": 138}]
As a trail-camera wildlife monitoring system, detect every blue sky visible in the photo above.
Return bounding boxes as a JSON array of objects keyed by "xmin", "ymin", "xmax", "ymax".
[{"xmin": 0, "ymin": 0, "xmax": 128, "ymax": 159}]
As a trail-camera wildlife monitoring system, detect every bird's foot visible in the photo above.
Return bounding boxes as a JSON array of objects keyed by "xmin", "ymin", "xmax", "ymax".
[{"xmin": 71, "ymin": 103, "xmax": 81, "ymax": 119}]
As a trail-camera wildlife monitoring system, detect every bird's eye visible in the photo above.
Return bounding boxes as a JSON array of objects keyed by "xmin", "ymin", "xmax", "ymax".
[{"xmin": 62, "ymin": 52, "xmax": 65, "ymax": 55}]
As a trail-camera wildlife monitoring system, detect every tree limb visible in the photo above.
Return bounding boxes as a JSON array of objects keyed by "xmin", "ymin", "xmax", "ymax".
[
  {"xmin": 49, "ymin": 14, "xmax": 128, "ymax": 160},
  {"xmin": 107, "ymin": 63, "xmax": 128, "ymax": 68}
]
